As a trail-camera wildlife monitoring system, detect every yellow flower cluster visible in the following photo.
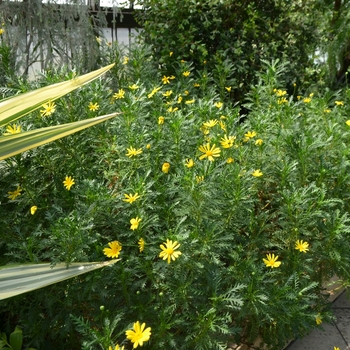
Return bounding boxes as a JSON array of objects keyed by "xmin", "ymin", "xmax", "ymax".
[
  {"xmin": 278, "ymin": 97, "xmax": 288, "ymax": 104},
  {"xmin": 274, "ymin": 89, "xmax": 287, "ymax": 97},
  {"xmin": 263, "ymin": 240, "xmax": 310, "ymax": 269}
]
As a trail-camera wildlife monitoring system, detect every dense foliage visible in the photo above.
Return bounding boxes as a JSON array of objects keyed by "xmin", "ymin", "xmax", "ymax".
[
  {"xmin": 135, "ymin": 0, "xmax": 324, "ymax": 102},
  {"xmin": 1, "ymin": 40, "xmax": 350, "ymax": 349},
  {"xmin": 2, "ymin": 1, "xmax": 350, "ymax": 349}
]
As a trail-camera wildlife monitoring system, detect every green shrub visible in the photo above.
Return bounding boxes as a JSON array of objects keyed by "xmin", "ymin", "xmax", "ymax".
[
  {"xmin": 1, "ymin": 45, "xmax": 350, "ymax": 349},
  {"xmin": 135, "ymin": 0, "xmax": 322, "ymax": 103}
]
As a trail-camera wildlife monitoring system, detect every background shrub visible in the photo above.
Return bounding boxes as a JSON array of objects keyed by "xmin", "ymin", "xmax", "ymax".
[{"xmin": 135, "ymin": 0, "xmax": 323, "ymax": 103}]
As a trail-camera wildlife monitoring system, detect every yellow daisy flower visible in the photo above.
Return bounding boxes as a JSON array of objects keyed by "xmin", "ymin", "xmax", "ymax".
[
  {"xmin": 196, "ymin": 175, "xmax": 204, "ymax": 183},
  {"xmin": 125, "ymin": 321, "xmax": 151, "ymax": 348},
  {"xmin": 63, "ymin": 176, "xmax": 75, "ymax": 190},
  {"xmin": 8, "ymin": 186, "xmax": 22, "ymax": 200},
  {"xmin": 126, "ymin": 147, "xmax": 143, "ymax": 158},
  {"xmin": 113, "ymin": 89, "xmax": 125, "ymax": 99},
  {"xmin": 244, "ymin": 131, "xmax": 257, "ymax": 141},
  {"xmin": 315, "ymin": 314, "xmax": 322, "ymax": 325},
  {"xmin": 220, "ymin": 135, "xmax": 236, "ymax": 148},
  {"xmin": 198, "ymin": 143, "xmax": 221, "ymax": 161},
  {"xmin": 295, "ymin": 240, "xmax": 309, "ymax": 253},
  {"xmin": 30, "ymin": 206, "xmax": 38, "ymax": 215},
  {"xmin": 162, "ymin": 90, "xmax": 173, "ymax": 97},
  {"xmin": 40, "ymin": 100, "xmax": 56, "ymax": 117},
  {"xmin": 147, "ymin": 86, "xmax": 161, "ymax": 98},
  {"xmin": 123, "ymin": 193, "xmax": 141, "ymax": 204},
  {"xmin": 278, "ymin": 97, "xmax": 288, "ymax": 104},
  {"xmin": 88, "ymin": 102, "xmax": 99, "ymax": 111},
  {"xmin": 138, "ymin": 238, "xmax": 145, "ymax": 252},
  {"xmin": 162, "ymin": 76, "xmax": 170, "ymax": 84},
  {"xmin": 130, "ymin": 217, "xmax": 142, "ymax": 231},
  {"xmin": 167, "ymin": 106, "xmax": 178, "ymax": 113},
  {"xmin": 203, "ymin": 119, "xmax": 218, "ymax": 128},
  {"xmin": 129, "ymin": 84, "xmax": 139, "ymax": 90},
  {"xmin": 108, "ymin": 345, "xmax": 124, "ymax": 350},
  {"xmin": 103, "ymin": 241, "xmax": 122, "ymax": 258},
  {"xmin": 3, "ymin": 124, "xmax": 21, "ymax": 135},
  {"xmin": 162, "ymin": 162, "xmax": 170, "ymax": 173},
  {"xmin": 185, "ymin": 158, "xmax": 195, "ymax": 168},
  {"xmin": 263, "ymin": 253, "xmax": 281, "ymax": 268},
  {"xmin": 159, "ymin": 239, "xmax": 182, "ymax": 264},
  {"xmin": 252, "ymin": 169, "xmax": 263, "ymax": 177},
  {"xmin": 274, "ymin": 89, "xmax": 287, "ymax": 96}
]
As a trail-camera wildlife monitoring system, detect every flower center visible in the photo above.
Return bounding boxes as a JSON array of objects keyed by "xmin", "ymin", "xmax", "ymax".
[
  {"xmin": 206, "ymin": 151, "xmax": 213, "ymax": 156},
  {"xmin": 165, "ymin": 248, "xmax": 174, "ymax": 255}
]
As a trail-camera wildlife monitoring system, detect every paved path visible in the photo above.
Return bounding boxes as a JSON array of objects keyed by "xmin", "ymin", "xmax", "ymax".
[{"xmin": 285, "ymin": 290, "xmax": 350, "ymax": 350}]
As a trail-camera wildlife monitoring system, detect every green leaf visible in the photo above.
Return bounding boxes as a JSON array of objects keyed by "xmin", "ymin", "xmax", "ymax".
[
  {"xmin": 0, "ymin": 340, "xmax": 9, "ymax": 349},
  {"xmin": 0, "ymin": 333, "xmax": 7, "ymax": 343},
  {"xmin": 0, "ymin": 63, "xmax": 115, "ymax": 127},
  {"xmin": 0, "ymin": 112, "xmax": 120, "ymax": 161},
  {"xmin": 9, "ymin": 327, "xmax": 22, "ymax": 350},
  {"xmin": 0, "ymin": 260, "xmax": 119, "ymax": 300}
]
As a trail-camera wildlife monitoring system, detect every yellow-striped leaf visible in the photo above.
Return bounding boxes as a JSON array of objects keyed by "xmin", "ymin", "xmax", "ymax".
[
  {"xmin": 0, "ymin": 112, "xmax": 120, "ymax": 160},
  {"xmin": 0, "ymin": 63, "xmax": 115, "ymax": 127},
  {"xmin": 0, "ymin": 260, "xmax": 119, "ymax": 300}
]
